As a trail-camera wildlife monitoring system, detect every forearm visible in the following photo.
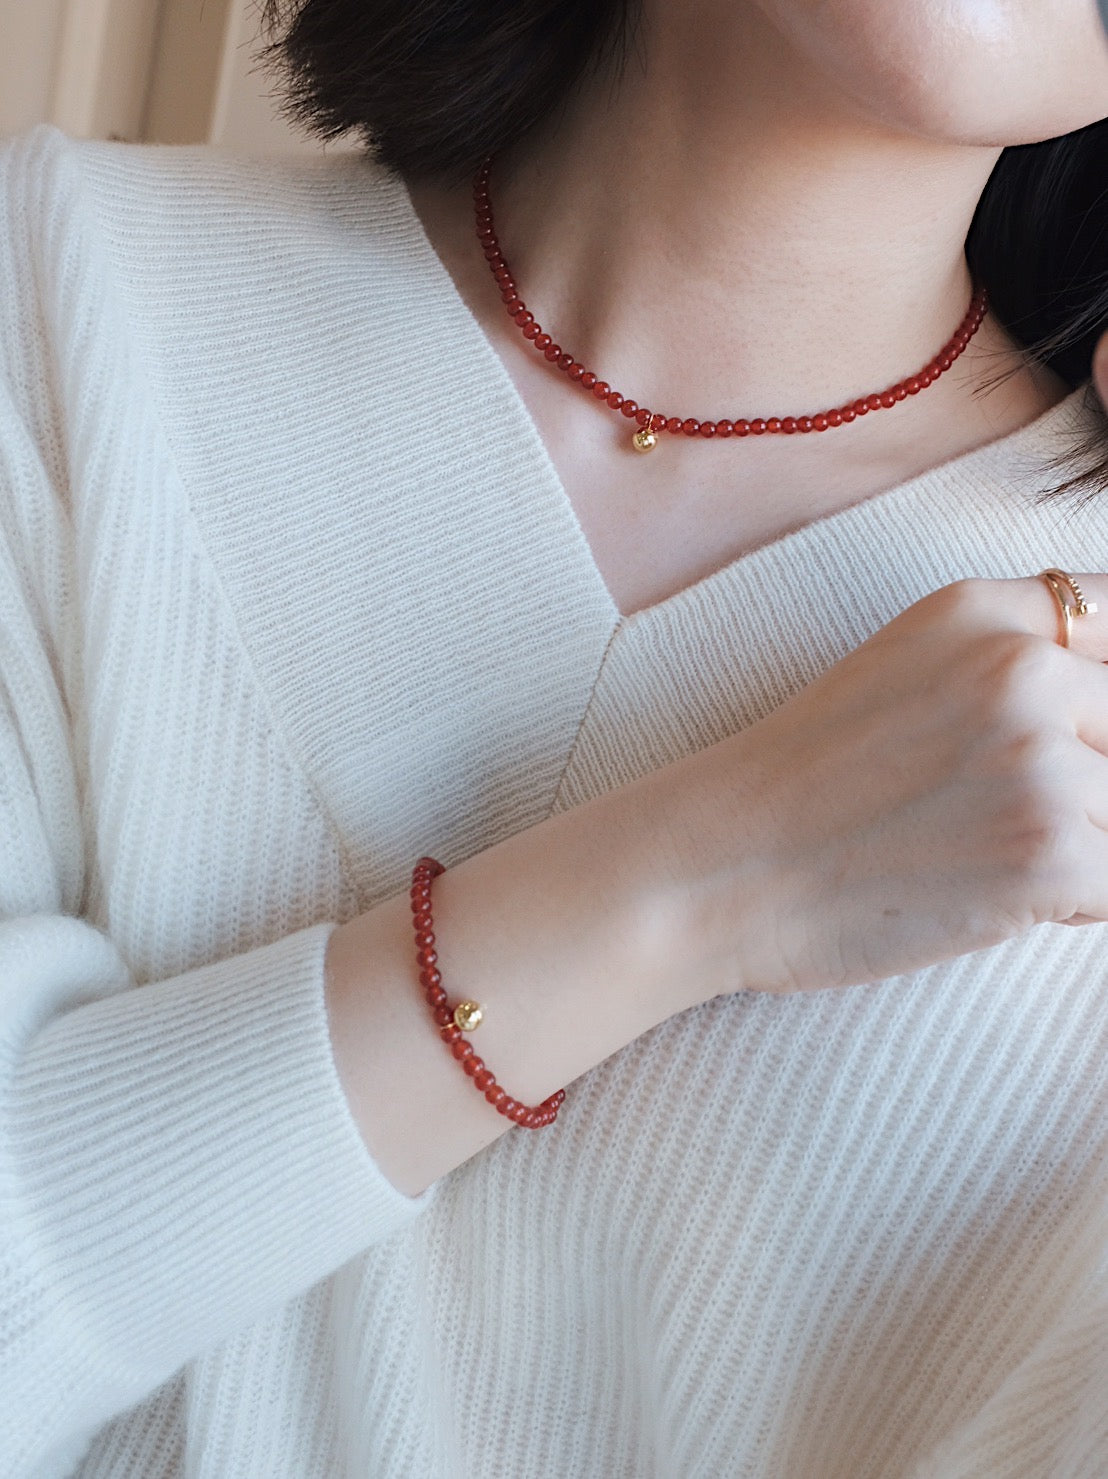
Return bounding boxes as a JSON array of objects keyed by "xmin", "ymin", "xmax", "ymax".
[{"xmin": 324, "ymin": 756, "xmax": 729, "ymax": 1198}]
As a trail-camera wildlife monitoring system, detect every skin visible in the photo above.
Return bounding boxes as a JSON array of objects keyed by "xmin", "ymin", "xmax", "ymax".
[
  {"xmin": 408, "ymin": 0, "xmax": 1108, "ymax": 617},
  {"xmin": 329, "ymin": 2, "xmax": 1108, "ymax": 1194}
]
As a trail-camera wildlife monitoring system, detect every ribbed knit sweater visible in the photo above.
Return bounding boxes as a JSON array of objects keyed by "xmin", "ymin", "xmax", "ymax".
[{"xmin": 3, "ymin": 123, "xmax": 1108, "ymax": 1478}]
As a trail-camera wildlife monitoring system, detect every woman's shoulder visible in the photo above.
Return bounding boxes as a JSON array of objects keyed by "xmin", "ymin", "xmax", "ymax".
[
  {"xmin": 1, "ymin": 124, "xmax": 408, "ymax": 260},
  {"xmin": 0, "ymin": 124, "xmax": 444, "ymax": 418}
]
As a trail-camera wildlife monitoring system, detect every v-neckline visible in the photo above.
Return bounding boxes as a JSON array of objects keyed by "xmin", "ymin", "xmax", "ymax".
[{"xmin": 392, "ymin": 166, "xmax": 1091, "ymax": 633}]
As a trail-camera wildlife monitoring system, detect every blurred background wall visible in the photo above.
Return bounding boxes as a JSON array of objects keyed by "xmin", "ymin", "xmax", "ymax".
[{"xmin": 0, "ymin": 0, "xmax": 331, "ymax": 154}]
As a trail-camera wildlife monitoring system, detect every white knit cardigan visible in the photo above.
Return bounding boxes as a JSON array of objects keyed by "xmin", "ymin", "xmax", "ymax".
[{"xmin": 2, "ymin": 124, "xmax": 1108, "ymax": 1478}]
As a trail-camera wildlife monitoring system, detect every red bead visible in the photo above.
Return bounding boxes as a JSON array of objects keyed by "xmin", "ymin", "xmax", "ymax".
[
  {"xmin": 533, "ymin": 332, "xmax": 551, "ymax": 349},
  {"xmin": 567, "ymin": 363, "xmax": 586, "ymax": 381},
  {"xmin": 841, "ymin": 407, "xmax": 857, "ymax": 422},
  {"xmin": 699, "ymin": 421, "xmax": 717, "ymax": 438},
  {"xmin": 681, "ymin": 418, "xmax": 700, "ymax": 436},
  {"xmin": 620, "ymin": 399, "xmax": 639, "ymax": 419},
  {"xmin": 939, "ymin": 353, "xmax": 954, "ymax": 370},
  {"xmin": 905, "ymin": 377, "xmax": 922, "ymax": 395},
  {"xmin": 510, "ymin": 1104, "xmax": 531, "ymax": 1124},
  {"xmin": 781, "ymin": 417, "xmax": 797, "ymax": 434},
  {"xmin": 499, "ymin": 1097, "xmax": 518, "ymax": 1117},
  {"xmin": 432, "ymin": 1005, "xmax": 453, "ymax": 1026},
  {"xmin": 827, "ymin": 410, "xmax": 843, "ymax": 427},
  {"xmin": 543, "ymin": 344, "xmax": 562, "ymax": 362},
  {"xmin": 606, "ymin": 391, "xmax": 624, "ymax": 410},
  {"xmin": 485, "ymin": 1085, "xmax": 506, "ymax": 1106},
  {"xmin": 513, "ymin": 309, "xmax": 533, "ymax": 327},
  {"xmin": 557, "ymin": 353, "xmax": 574, "ymax": 370},
  {"xmin": 503, "ymin": 295, "xmax": 523, "ymax": 313},
  {"xmin": 878, "ymin": 391, "xmax": 896, "ymax": 408},
  {"xmin": 414, "ymin": 930, "xmax": 434, "ymax": 949},
  {"xmin": 750, "ymin": 419, "xmax": 767, "ymax": 435},
  {"xmin": 451, "ymin": 1040, "xmax": 474, "ymax": 1061},
  {"xmin": 716, "ymin": 419, "xmax": 733, "ymax": 438},
  {"xmin": 893, "ymin": 386, "xmax": 908, "ymax": 402},
  {"xmin": 462, "ymin": 1055, "xmax": 484, "ymax": 1077},
  {"xmin": 798, "ymin": 417, "xmax": 814, "ymax": 433},
  {"xmin": 440, "ymin": 1023, "xmax": 462, "ymax": 1044},
  {"xmin": 812, "ymin": 414, "xmax": 829, "ymax": 431},
  {"xmin": 474, "ymin": 1068, "xmax": 495, "ymax": 1090},
  {"xmin": 416, "ymin": 947, "xmax": 437, "ymax": 969},
  {"xmin": 581, "ymin": 371, "xmax": 597, "ymax": 390},
  {"xmin": 665, "ymin": 417, "xmax": 683, "ymax": 434},
  {"xmin": 766, "ymin": 418, "xmax": 782, "ymax": 433},
  {"xmin": 592, "ymin": 381, "xmax": 611, "ymax": 400},
  {"xmin": 650, "ymin": 414, "xmax": 667, "ymax": 432},
  {"xmin": 635, "ymin": 407, "xmax": 651, "ymax": 427},
  {"xmin": 734, "ymin": 419, "xmax": 750, "ymax": 437}
]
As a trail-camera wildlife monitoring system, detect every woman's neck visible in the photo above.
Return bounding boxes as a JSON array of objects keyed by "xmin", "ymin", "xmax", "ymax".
[
  {"xmin": 478, "ymin": 2, "xmax": 1055, "ymax": 432},
  {"xmin": 404, "ymin": 1, "xmax": 1070, "ymax": 616}
]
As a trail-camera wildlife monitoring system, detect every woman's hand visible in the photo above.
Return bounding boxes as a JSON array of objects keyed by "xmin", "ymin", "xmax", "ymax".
[{"xmin": 675, "ymin": 573, "xmax": 1108, "ymax": 997}]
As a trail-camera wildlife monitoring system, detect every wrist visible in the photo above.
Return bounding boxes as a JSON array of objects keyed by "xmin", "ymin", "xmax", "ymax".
[{"xmin": 621, "ymin": 732, "xmax": 789, "ymax": 1002}]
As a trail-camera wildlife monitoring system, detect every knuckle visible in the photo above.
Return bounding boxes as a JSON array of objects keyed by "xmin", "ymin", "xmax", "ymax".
[
  {"xmin": 1004, "ymin": 810, "xmax": 1073, "ymax": 882},
  {"xmin": 925, "ymin": 577, "xmax": 992, "ymax": 624},
  {"xmin": 1000, "ymin": 765, "xmax": 1081, "ymax": 880},
  {"xmin": 975, "ymin": 631, "xmax": 1059, "ymax": 720}
]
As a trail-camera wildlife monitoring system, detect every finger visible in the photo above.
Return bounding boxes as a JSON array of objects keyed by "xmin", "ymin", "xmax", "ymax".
[
  {"xmin": 1061, "ymin": 818, "xmax": 1108, "ymax": 923},
  {"xmin": 1074, "ymin": 742, "xmax": 1108, "ymax": 827},
  {"xmin": 1005, "ymin": 572, "xmax": 1108, "ymax": 663},
  {"xmin": 1053, "ymin": 645, "xmax": 1108, "ymax": 760}
]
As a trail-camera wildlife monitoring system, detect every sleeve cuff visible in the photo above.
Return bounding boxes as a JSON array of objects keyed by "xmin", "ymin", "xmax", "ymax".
[{"xmin": 7, "ymin": 916, "xmax": 437, "ymax": 1396}]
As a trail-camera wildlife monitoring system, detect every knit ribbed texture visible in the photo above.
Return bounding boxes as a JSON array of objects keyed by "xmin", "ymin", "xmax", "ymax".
[{"xmin": 1, "ymin": 123, "xmax": 1107, "ymax": 1476}]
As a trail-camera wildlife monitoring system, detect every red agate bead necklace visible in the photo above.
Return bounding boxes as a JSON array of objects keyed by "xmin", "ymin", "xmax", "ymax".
[{"xmin": 473, "ymin": 157, "xmax": 989, "ymax": 453}]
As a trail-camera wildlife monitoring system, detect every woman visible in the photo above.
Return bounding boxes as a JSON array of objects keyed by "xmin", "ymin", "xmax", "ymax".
[{"xmin": 4, "ymin": 0, "xmax": 1108, "ymax": 1472}]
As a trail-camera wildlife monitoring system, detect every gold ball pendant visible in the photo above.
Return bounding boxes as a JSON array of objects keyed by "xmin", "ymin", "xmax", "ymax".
[
  {"xmin": 631, "ymin": 427, "xmax": 659, "ymax": 454},
  {"xmin": 453, "ymin": 1000, "xmax": 484, "ymax": 1032}
]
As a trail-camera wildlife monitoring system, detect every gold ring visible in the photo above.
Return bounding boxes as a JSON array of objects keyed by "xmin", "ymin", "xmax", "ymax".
[{"xmin": 1039, "ymin": 568, "xmax": 1097, "ymax": 648}]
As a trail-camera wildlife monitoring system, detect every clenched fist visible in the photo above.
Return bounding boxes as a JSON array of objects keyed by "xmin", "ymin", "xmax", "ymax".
[{"xmin": 675, "ymin": 571, "xmax": 1108, "ymax": 996}]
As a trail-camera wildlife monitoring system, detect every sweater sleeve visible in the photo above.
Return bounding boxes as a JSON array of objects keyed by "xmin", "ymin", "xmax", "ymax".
[{"xmin": 0, "ymin": 130, "xmax": 437, "ymax": 1477}]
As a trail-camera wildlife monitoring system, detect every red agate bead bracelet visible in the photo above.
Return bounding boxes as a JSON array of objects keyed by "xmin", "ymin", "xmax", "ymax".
[
  {"xmin": 473, "ymin": 156, "xmax": 989, "ymax": 453},
  {"xmin": 410, "ymin": 857, "xmax": 566, "ymax": 1129}
]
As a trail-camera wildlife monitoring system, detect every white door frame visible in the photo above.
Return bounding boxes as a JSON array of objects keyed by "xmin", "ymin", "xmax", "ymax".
[{"xmin": 50, "ymin": 0, "xmax": 165, "ymax": 141}]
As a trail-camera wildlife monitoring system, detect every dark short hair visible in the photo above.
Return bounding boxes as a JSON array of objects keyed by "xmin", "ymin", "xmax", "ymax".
[{"xmin": 262, "ymin": 0, "xmax": 1108, "ymax": 499}]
